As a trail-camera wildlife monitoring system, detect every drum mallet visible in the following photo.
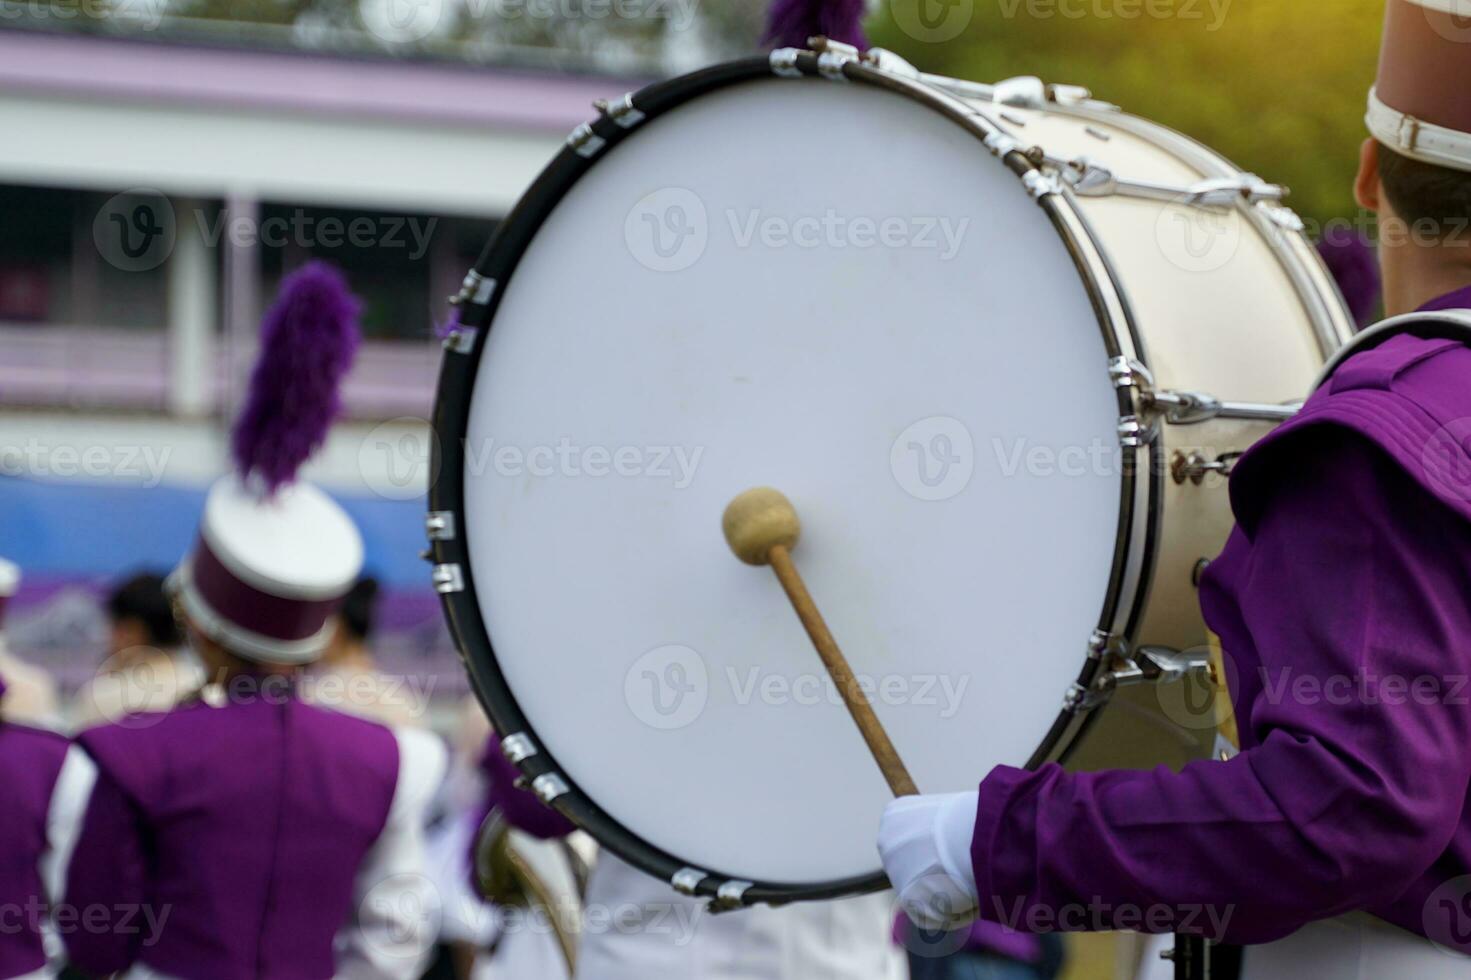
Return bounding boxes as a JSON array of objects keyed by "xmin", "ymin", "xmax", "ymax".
[{"xmin": 722, "ymin": 487, "xmax": 919, "ymax": 797}]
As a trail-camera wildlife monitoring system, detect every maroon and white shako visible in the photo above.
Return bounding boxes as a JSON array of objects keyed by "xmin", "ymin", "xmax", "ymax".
[{"xmin": 170, "ymin": 262, "xmax": 364, "ymax": 665}]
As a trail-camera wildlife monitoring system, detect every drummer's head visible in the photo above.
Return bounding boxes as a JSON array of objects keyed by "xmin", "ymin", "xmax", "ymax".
[{"xmin": 1357, "ymin": 0, "xmax": 1471, "ymax": 315}]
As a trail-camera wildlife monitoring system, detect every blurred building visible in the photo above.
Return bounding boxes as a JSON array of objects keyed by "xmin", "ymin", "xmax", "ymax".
[{"xmin": 0, "ymin": 24, "xmax": 643, "ymax": 714}]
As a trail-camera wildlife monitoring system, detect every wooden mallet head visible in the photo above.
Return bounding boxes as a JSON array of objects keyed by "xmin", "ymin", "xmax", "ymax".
[{"xmin": 722, "ymin": 487, "xmax": 801, "ymax": 566}]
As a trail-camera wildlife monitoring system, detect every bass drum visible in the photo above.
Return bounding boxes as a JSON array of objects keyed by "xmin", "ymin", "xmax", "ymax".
[{"xmin": 428, "ymin": 43, "xmax": 1354, "ymax": 907}]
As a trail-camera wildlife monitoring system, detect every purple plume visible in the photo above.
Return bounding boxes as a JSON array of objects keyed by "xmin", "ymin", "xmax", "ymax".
[
  {"xmin": 1317, "ymin": 228, "xmax": 1381, "ymax": 328},
  {"xmin": 763, "ymin": 0, "xmax": 868, "ymax": 49},
  {"xmin": 231, "ymin": 261, "xmax": 362, "ymax": 496}
]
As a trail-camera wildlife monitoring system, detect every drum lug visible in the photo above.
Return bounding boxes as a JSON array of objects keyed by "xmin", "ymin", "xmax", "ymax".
[
  {"xmin": 1087, "ymin": 628, "xmax": 1126, "ymax": 661},
  {"xmin": 712, "ymin": 879, "xmax": 755, "ymax": 912},
  {"xmin": 531, "ymin": 772, "xmax": 571, "ymax": 804},
  {"xmin": 567, "ymin": 122, "xmax": 607, "ymax": 158},
  {"xmin": 1117, "ymin": 415, "xmax": 1154, "ymax": 449},
  {"xmin": 769, "ymin": 48, "xmax": 803, "ymax": 78},
  {"xmin": 425, "ymin": 510, "xmax": 456, "ymax": 542},
  {"xmin": 594, "ymin": 92, "xmax": 645, "ymax": 129},
  {"xmin": 861, "ymin": 47, "xmax": 920, "ymax": 81},
  {"xmin": 449, "ymin": 269, "xmax": 496, "ymax": 309},
  {"xmin": 992, "ymin": 75, "xmax": 1048, "ymax": 109},
  {"xmin": 809, "ymin": 36, "xmax": 859, "ymax": 82},
  {"xmin": 501, "ymin": 732, "xmax": 538, "ymax": 764},
  {"xmin": 1108, "ymin": 356, "xmax": 1154, "ymax": 391},
  {"xmin": 1264, "ymin": 204, "xmax": 1306, "ymax": 232},
  {"xmin": 1022, "ymin": 170, "xmax": 1064, "ymax": 200},
  {"xmin": 671, "ymin": 867, "xmax": 708, "ymax": 896},
  {"xmin": 431, "ymin": 563, "xmax": 466, "ymax": 595},
  {"xmin": 983, "ymin": 131, "xmax": 1023, "ymax": 159}
]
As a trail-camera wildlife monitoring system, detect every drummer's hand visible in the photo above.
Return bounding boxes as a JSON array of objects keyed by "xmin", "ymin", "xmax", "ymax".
[{"xmin": 878, "ymin": 792, "xmax": 981, "ymax": 930}]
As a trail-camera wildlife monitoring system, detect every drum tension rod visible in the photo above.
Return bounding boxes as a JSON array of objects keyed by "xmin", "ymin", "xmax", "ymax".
[
  {"xmin": 1109, "ymin": 358, "xmax": 1302, "ymax": 425},
  {"xmin": 1069, "ymin": 646, "xmax": 1214, "ymax": 712},
  {"xmin": 1033, "ymin": 152, "xmax": 1288, "ymax": 208}
]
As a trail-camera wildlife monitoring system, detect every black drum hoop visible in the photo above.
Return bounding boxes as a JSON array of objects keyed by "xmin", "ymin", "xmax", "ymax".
[{"xmin": 428, "ymin": 50, "xmax": 1159, "ymax": 907}]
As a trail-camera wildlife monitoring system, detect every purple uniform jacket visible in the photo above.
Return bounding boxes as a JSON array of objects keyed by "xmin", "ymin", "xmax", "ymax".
[
  {"xmin": 968, "ymin": 287, "xmax": 1471, "ymax": 950},
  {"xmin": 0, "ymin": 678, "xmax": 69, "ymax": 979},
  {"xmin": 64, "ymin": 695, "xmax": 400, "ymax": 980}
]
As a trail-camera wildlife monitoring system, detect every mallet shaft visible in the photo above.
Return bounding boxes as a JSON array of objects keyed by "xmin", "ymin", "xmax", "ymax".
[{"xmin": 766, "ymin": 544, "xmax": 919, "ymax": 798}]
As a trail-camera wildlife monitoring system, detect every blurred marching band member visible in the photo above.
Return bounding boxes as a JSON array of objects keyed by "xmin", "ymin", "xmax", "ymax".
[
  {"xmin": 303, "ymin": 577, "xmax": 425, "ymax": 729},
  {"xmin": 0, "ymin": 670, "xmax": 91, "ymax": 980},
  {"xmin": 49, "ymin": 264, "xmax": 446, "ymax": 980},
  {"xmin": 472, "ymin": 732, "xmax": 905, "ymax": 980},
  {"xmin": 0, "ymin": 559, "xmax": 61, "ymax": 729},
  {"xmin": 879, "ymin": 2, "xmax": 1471, "ymax": 976},
  {"xmin": 69, "ymin": 572, "xmax": 203, "ymax": 731}
]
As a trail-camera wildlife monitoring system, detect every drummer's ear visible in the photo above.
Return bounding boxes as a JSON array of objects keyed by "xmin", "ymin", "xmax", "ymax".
[{"xmin": 1355, "ymin": 138, "xmax": 1382, "ymax": 213}]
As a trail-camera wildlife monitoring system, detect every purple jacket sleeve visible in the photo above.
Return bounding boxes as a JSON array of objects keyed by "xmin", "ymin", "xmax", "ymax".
[
  {"xmin": 969, "ymin": 431, "xmax": 1471, "ymax": 944},
  {"xmin": 62, "ymin": 769, "xmax": 148, "ymax": 974},
  {"xmin": 476, "ymin": 733, "xmax": 577, "ymax": 841}
]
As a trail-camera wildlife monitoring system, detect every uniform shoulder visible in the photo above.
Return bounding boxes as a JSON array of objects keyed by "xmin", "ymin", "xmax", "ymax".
[{"xmin": 0, "ymin": 719, "xmax": 70, "ymax": 757}]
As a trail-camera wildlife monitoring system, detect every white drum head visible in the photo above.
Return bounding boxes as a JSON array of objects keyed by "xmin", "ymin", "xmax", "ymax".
[{"xmin": 459, "ymin": 77, "xmax": 1122, "ymax": 888}]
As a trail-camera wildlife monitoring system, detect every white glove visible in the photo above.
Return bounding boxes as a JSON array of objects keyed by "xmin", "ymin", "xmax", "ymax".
[{"xmin": 877, "ymin": 792, "xmax": 981, "ymax": 930}]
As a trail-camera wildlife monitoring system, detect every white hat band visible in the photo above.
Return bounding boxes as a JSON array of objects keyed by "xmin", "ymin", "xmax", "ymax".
[{"xmin": 1368, "ymin": 86, "xmax": 1471, "ymax": 173}]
